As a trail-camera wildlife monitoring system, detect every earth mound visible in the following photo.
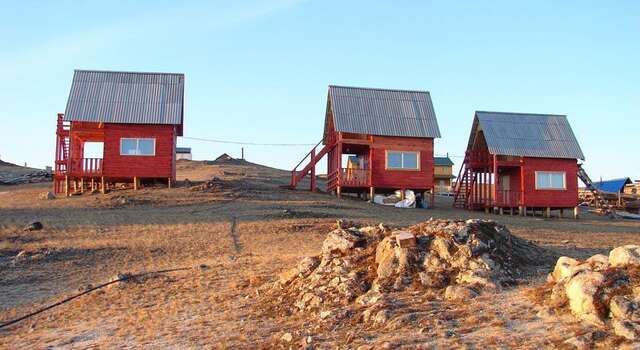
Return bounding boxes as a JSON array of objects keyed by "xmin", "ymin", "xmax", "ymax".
[
  {"xmin": 537, "ymin": 246, "xmax": 640, "ymax": 341},
  {"xmin": 259, "ymin": 219, "xmax": 547, "ymax": 322}
]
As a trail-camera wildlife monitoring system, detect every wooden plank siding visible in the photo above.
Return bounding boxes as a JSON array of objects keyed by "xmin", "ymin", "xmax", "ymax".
[
  {"xmin": 520, "ymin": 157, "xmax": 579, "ymax": 208},
  {"xmin": 370, "ymin": 136, "xmax": 434, "ymax": 190},
  {"xmin": 102, "ymin": 123, "xmax": 176, "ymax": 179}
]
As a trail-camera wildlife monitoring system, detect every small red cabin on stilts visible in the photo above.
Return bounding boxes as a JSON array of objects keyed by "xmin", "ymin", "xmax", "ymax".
[
  {"xmin": 453, "ymin": 111, "xmax": 585, "ymax": 218},
  {"xmin": 289, "ymin": 85, "xmax": 441, "ymax": 201},
  {"xmin": 53, "ymin": 70, "xmax": 185, "ymax": 195}
]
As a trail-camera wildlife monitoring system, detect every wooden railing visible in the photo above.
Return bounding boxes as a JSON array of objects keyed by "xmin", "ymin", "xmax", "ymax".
[
  {"xmin": 69, "ymin": 158, "xmax": 103, "ymax": 176},
  {"xmin": 494, "ymin": 190, "xmax": 521, "ymax": 207},
  {"xmin": 342, "ymin": 168, "xmax": 369, "ymax": 187}
]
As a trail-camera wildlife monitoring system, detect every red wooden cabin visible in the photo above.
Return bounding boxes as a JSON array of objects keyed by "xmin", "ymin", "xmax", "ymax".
[
  {"xmin": 453, "ymin": 111, "xmax": 585, "ymax": 218},
  {"xmin": 53, "ymin": 70, "xmax": 185, "ymax": 195},
  {"xmin": 289, "ymin": 85, "xmax": 441, "ymax": 200}
]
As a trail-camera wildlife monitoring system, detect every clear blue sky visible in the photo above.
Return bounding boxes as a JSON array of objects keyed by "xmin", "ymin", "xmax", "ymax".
[{"xmin": 1, "ymin": 1, "xmax": 638, "ymax": 180}]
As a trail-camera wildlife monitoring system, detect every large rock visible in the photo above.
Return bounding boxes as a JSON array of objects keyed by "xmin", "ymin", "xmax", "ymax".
[
  {"xmin": 278, "ymin": 256, "xmax": 319, "ymax": 285},
  {"xmin": 374, "ymin": 236, "xmax": 416, "ymax": 282},
  {"xmin": 322, "ymin": 229, "xmax": 365, "ymax": 256},
  {"xmin": 551, "ymin": 256, "xmax": 580, "ymax": 282},
  {"xmin": 565, "ymin": 270, "xmax": 606, "ymax": 325},
  {"xmin": 610, "ymin": 295, "xmax": 640, "ymax": 322},
  {"xmin": 612, "ymin": 318, "xmax": 640, "ymax": 341},
  {"xmin": 609, "ymin": 245, "xmax": 640, "ymax": 268}
]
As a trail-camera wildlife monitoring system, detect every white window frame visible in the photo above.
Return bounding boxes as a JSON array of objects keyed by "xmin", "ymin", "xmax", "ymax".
[
  {"xmin": 385, "ymin": 150, "xmax": 420, "ymax": 171},
  {"xmin": 535, "ymin": 171, "xmax": 566, "ymax": 190},
  {"xmin": 120, "ymin": 138, "xmax": 156, "ymax": 156}
]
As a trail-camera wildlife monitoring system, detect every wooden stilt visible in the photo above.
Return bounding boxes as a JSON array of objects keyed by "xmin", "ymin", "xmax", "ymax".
[
  {"xmin": 573, "ymin": 207, "xmax": 579, "ymax": 219},
  {"xmin": 336, "ymin": 186, "xmax": 341, "ymax": 198},
  {"xmin": 369, "ymin": 187, "xmax": 375, "ymax": 202},
  {"xmin": 400, "ymin": 190, "xmax": 405, "ymax": 201},
  {"xmin": 430, "ymin": 189, "xmax": 434, "ymax": 209},
  {"xmin": 523, "ymin": 206, "xmax": 527, "ymax": 217},
  {"xmin": 80, "ymin": 178, "xmax": 85, "ymax": 193},
  {"xmin": 546, "ymin": 207, "xmax": 551, "ymax": 218},
  {"xmin": 101, "ymin": 177, "xmax": 105, "ymax": 194},
  {"xmin": 510, "ymin": 208, "xmax": 514, "ymax": 216},
  {"xmin": 65, "ymin": 176, "xmax": 70, "ymax": 197},
  {"xmin": 518, "ymin": 206, "xmax": 524, "ymax": 216},
  {"xmin": 499, "ymin": 207, "xmax": 504, "ymax": 215},
  {"xmin": 133, "ymin": 177, "xmax": 138, "ymax": 191},
  {"xmin": 560, "ymin": 208, "xmax": 564, "ymax": 218},
  {"xmin": 168, "ymin": 178, "xmax": 173, "ymax": 189}
]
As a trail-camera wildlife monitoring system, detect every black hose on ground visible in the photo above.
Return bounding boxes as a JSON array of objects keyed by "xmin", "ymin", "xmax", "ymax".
[{"xmin": 0, "ymin": 267, "xmax": 192, "ymax": 330}]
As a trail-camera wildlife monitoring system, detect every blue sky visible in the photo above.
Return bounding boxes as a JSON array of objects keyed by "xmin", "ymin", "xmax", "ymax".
[{"xmin": 0, "ymin": 1, "xmax": 638, "ymax": 180}]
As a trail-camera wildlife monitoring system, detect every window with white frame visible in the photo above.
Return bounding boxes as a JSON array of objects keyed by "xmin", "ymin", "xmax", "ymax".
[
  {"xmin": 535, "ymin": 171, "xmax": 566, "ymax": 190},
  {"xmin": 386, "ymin": 151, "xmax": 419, "ymax": 170},
  {"xmin": 120, "ymin": 138, "xmax": 156, "ymax": 156}
]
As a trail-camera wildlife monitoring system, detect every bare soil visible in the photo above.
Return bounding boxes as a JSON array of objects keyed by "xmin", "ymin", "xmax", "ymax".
[{"xmin": 1, "ymin": 160, "xmax": 639, "ymax": 348}]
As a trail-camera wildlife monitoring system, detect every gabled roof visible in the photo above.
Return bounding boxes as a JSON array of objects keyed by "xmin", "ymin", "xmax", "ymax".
[
  {"xmin": 467, "ymin": 111, "xmax": 584, "ymax": 160},
  {"xmin": 593, "ymin": 177, "xmax": 633, "ymax": 193},
  {"xmin": 64, "ymin": 70, "xmax": 185, "ymax": 135},
  {"xmin": 324, "ymin": 85, "xmax": 441, "ymax": 141},
  {"xmin": 434, "ymin": 156, "xmax": 454, "ymax": 166}
]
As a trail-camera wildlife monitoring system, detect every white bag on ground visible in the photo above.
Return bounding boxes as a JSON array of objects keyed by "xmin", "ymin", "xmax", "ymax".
[{"xmin": 394, "ymin": 190, "xmax": 416, "ymax": 208}]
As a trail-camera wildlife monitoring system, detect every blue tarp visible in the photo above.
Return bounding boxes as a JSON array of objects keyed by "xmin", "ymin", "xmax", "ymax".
[{"xmin": 592, "ymin": 177, "xmax": 632, "ymax": 193}]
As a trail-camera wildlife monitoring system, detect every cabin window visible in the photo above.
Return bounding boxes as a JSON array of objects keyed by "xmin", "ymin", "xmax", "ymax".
[
  {"xmin": 535, "ymin": 171, "xmax": 566, "ymax": 190},
  {"xmin": 386, "ymin": 151, "xmax": 419, "ymax": 170},
  {"xmin": 120, "ymin": 138, "xmax": 156, "ymax": 156}
]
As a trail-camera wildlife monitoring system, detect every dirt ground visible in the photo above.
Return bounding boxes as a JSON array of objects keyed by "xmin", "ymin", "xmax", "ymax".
[{"xmin": 1, "ymin": 159, "xmax": 639, "ymax": 349}]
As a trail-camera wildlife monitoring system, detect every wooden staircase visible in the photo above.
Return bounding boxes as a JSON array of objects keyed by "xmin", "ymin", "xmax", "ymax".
[
  {"xmin": 53, "ymin": 113, "xmax": 70, "ymax": 193},
  {"xmin": 577, "ymin": 164, "xmax": 608, "ymax": 208},
  {"xmin": 452, "ymin": 153, "xmax": 475, "ymax": 209},
  {"xmin": 285, "ymin": 140, "xmax": 334, "ymax": 191}
]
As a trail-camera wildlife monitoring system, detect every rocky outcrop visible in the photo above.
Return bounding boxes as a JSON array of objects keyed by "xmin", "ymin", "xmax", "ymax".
[
  {"xmin": 261, "ymin": 219, "xmax": 545, "ymax": 326},
  {"xmin": 543, "ymin": 249, "xmax": 640, "ymax": 340}
]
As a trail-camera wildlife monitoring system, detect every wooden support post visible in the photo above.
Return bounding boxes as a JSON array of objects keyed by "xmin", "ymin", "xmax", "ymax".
[
  {"xmin": 336, "ymin": 186, "xmax": 342, "ymax": 198},
  {"xmin": 369, "ymin": 187, "xmax": 375, "ymax": 202},
  {"xmin": 430, "ymin": 189, "xmax": 435, "ymax": 209},
  {"xmin": 560, "ymin": 208, "xmax": 564, "ymax": 218},
  {"xmin": 485, "ymin": 207, "xmax": 490, "ymax": 214},
  {"xmin": 519, "ymin": 206, "xmax": 524, "ymax": 216},
  {"xmin": 546, "ymin": 207, "xmax": 551, "ymax": 218},
  {"xmin": 499, "ymin": 207, "xmax": 504, "ymax": 215},
  {"xmin": 573, "ymin": 207, "xmax": 579, "ymax": 219},
  {"xmin": 168, "ymin": 178, "xmax": 173, "ymax": 189},
  {"xmin": 523, "ymin": 206, "xmax": 527, "ymax": 217},
  {"xmin": 133, "ymin": 177, "xmax": 138, "ymax": 191},
  {"xmin": 90, "ymin": 178, "xmax": 95, "ymax": 192},
  {"xmin": 101, "ymin": 177, "xmax": 105, "ymax": 194},
  {"xmin": 510, "ymin": 208, "xmax": 514, "ymax": 216},
  {"xmin": 80, "ymin": 178, "xmax": 84, "ymax": 193},
  {"xmin": 400, "ymin": 189, "xmax": 405, "ymax": 201},
  {"xmin": 65, "ymin": 176, "xmax": 70, "ymax": 197}
]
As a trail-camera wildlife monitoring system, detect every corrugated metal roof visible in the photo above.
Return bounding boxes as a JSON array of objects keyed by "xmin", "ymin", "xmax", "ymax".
[
  {"xmin": 593, "ymin": 178, "xmax": 632, "ymax": 193},
  {"xmin": 325, "ymin": 85, "xmax": 441, "ymax": 140},
  {"xmin": 64, "ymin": 70, "xmax": 184, "ymax": 130},
  {"xmin": 468, "ymin": 111, "xmax": 585, "ymax": 160},
  {"xmin": 434, "ymin": 156, "xmax": 454, "ymax": 166}
]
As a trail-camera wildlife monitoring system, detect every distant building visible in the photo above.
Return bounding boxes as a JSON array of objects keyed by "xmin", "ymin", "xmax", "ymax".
[
  {"xmin": 434, "ymin": 156, "xmax": 455, "ymax": 193},
  {"xmin": 176, "ymin": 147, "xmax": 192, "ymax": 161},
  {"xmin": 215, "ymin": 153, "xmax": 234, "ymax": 161},
  {"xmin": 592, "ymin": 177, "xmax": 633, "ymax": 194}
]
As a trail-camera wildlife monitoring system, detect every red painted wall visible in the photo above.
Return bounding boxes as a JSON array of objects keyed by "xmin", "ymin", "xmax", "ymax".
[
  {"xmin": 102, "ymin": 124, "xmax": 176, "ymax": 179},
  {"xmin": 370, "ymin": 136, "xmax": 434, "ymax": 190},
  {"xmin": 521, "ymin": 157, "xmax": 578, "ymax": 207}
]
